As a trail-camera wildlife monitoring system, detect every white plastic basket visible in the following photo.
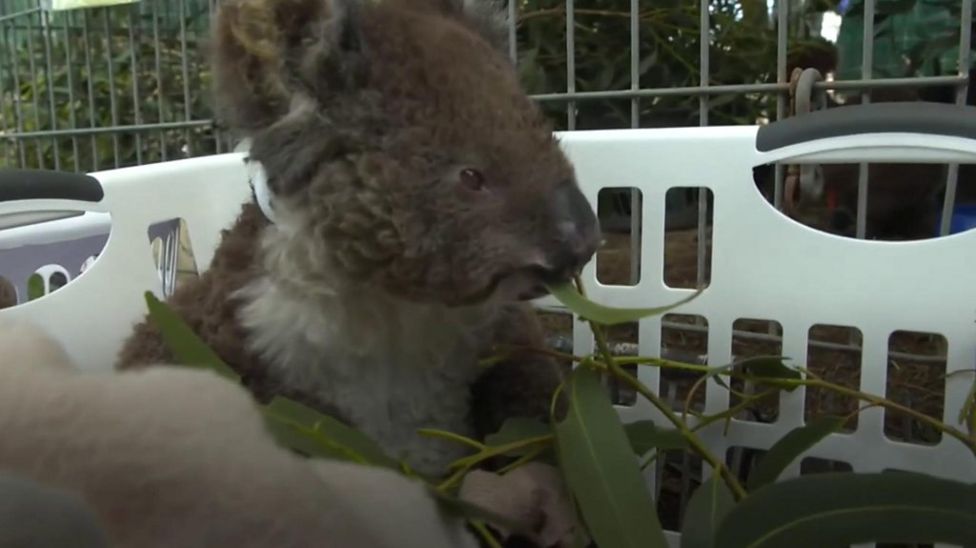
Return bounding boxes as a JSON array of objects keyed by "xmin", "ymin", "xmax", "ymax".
[{"xmin": 1, "ymin": 102, "xmax": 975, "ymax": 546}]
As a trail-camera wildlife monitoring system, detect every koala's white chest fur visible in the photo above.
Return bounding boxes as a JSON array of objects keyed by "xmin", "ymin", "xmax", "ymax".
[{"xmin": 236, "ymin": 275, "xmax": 491, "ymax": 477}]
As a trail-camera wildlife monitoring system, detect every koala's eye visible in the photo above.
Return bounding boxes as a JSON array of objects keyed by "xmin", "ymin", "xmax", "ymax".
[{"xmin": 459, "ymin": 168, "xmax": 486, "ymax": 191}]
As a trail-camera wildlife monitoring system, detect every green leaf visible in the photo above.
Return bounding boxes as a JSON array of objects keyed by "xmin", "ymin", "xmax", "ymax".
[
  {"xmin": 680, "ymin": 474, "xmax": 736, "ymax": 548},
  {"xmin": 715, "ymin": 472, "xmax": 976, "ymax": 548},
  {"xmin": 261, "ymin": 414, "xmax": 353, "ymax": 461},
  {"xmin": 546, "ymin": 282, "xmax": 702, "ymax": 326},
  {"xmin": 263, "ymin": 396, "xmax": 401, "ymax": 470},
  {"xmin": 624, "ymin": 420, "xmax": 689, "ymax": 455},
  {"xmin": 143, "ymin": 291, "xmax": 241, "ymax": 383},
  {"xmin": 746, "ymin": 416, "xmax": 846, "ymax": 491},
  {"xmin": 484, "ymin": 417, "xmax": 552, "ymax": 456},
  {"xmin": 554, "ymin": 366, "xmax": 668, "ymax": 548},
  {"xmin": 737, "ymin": 356, "xmax": 801, "ymax": 391}
]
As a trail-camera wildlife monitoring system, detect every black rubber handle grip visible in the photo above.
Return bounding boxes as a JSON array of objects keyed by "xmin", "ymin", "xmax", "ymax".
[
  {"xmin": 0, "ymin": 168, "xmax": 104, "ymax": 203},
  {"xmin": 755, "ymin": 102, "xmax": 976, "ymax": 152}
]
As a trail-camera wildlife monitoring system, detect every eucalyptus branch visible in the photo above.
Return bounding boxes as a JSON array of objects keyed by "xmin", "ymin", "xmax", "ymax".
[
  {"xmin": 498, "ymin": 445, "xmax": 548, "ymax": 475},
  {"xmin": 470, "ymin": 521, "xmax": 503, "ymax": 548},
  {"xmin": 489, "ymin": 344, "xmax": 584, "ymax": 364},
  {"xmin": 605, "ymin": 363, "xmax": 749, "ymax": 500},
  {"xmin": 691, "ymin": 387, "xmax": 781, "ymax": 433},
  {"xmin": 768, "ymin": 377, "xmax": 976, "ymax": 456},
  {"xmin": 418, "ymin": 429, "xmax": 486, "ymax": 451},
  {"xmin": 617, "ymin": 354, "xmax": 973, "ymax": 454},
  {"xmin": 683, "ymin": 372, "xmax": 711, "ymax": 423},
  {"xmin": 436, "ymin": 434, "xmax": 554, "ymax": 493},
  {"xmin": 570, "ymin": 276, "xmax": 749, "ymax": 501}
]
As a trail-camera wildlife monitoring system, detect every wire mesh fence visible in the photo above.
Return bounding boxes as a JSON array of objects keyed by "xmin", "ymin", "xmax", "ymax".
[{"xmin": 0, "ymin": 0, "xmax": 222, "ymax": 172}]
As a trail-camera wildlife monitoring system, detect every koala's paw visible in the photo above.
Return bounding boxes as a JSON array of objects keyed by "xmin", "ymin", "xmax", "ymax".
[{"xmin": 458, "ymin": 462, "xmax": 578, "ymax": 548}]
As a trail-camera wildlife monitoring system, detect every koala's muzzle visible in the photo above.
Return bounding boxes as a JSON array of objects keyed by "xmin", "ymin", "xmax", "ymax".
[{"xmin": 523, "ymin": 183, "xmax": 601, "ymax": 297}]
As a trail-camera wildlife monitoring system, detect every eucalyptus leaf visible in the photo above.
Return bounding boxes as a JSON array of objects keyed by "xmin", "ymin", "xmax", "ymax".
[
  {"xmin": 680, "ymin": 474, "xmax": 736, "ymax": 548},
  {"xmin": 144, "ymin": 291, "xmax": 241, "ymax": 383},
  {"xmin": 736, "ymin": 356, "xmax": 800, "ymax": 390},
  {"xmin": 546, "ymin": 282, "xmax": 702, "ymax": 326},
  {"xmin": 484, "ymin": 417, "xmax": 552, "ymax": 457},
  {"xmin": 715, "ymin": 472, "xmax": 976, "ymax": 548},
  {"xmin": 746, "ymin": 415, "xmax": 846, "ymax": 491},
  {"xmin": 624, "ymin": 420, "xmax": 689, "ymax": 455},
  {"xmin": 264, "ymin": 396, "xmax": 401, "ymax": 470},
  {"xmin": 554, "ymin": 366, "xmax": 668, "ymax": 548},
  {"xmin": 262, "ymin": 414, "xmax": 353, "ymax": 461}
]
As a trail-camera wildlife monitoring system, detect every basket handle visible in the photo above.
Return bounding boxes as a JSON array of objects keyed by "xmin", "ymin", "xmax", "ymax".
[
  {"xmin": 0, "ymin": 168, "xmax": 105, "ymax": 231},
  {"xmin": 755, "ymin": 102, "xmax": 976, "ymax": 164},
  {"xmin": 0, "ymin": 168, "xmax": 104, "ymax": 203}
]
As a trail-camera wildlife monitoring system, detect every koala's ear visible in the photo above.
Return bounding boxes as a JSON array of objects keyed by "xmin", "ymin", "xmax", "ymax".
[
  {"xmin": 212, "ymin": 0, "xmax": 367, "ymax": 132},
  {"xmin": 401, "ymin": 0, "xmax": 510, "ymax": 55}
]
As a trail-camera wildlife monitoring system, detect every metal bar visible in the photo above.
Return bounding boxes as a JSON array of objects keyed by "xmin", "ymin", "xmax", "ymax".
[
  {"xmin": 2, "ymin": 12, "xmax": 27, "ymax": 167},
  {"xmin": 565, "ymin": 0, "xmax": 575, "ymax": 130},
  {"xmin": 695, "ymin": 0, "xmax": 709, "ymax": 291},
  {"xmin": 0, "ymin": 8, "xmax": 42, "ymax": 25},
  {"xmin": 629, "ymin": 0, "xmax": 638, "ymax": 128},
  {"xmin": 102, "ymin": 9, "xmax": 120, "ymax": 168},
  {"xmin": 151, "ymin": 0, "xmax": 166, "ymax": 162},
  {"xmin": 528, "ymin": 76, "xmax": 967, "ymax": 102},
  {"xmin": 507, "ymin": 0, "xmax": 516, "ymax": 64},
  {"xmin": 62, "ymin": 10, "xmax": 80, "ymax": 171},
  {"xmin": 855, "ymin": 0, "xmax": 875, "ymax": 240},
  {"xmin": 24, "ymin": 7, "xmax": 43, "ymax": 167},
  {"xmin": 773, "ymin": 0, "xmax": 789, "ymax": 211},
  {"xmin": 628, "ymin": 0, "xmax": 640, "ymax": 285},
  {"xmin": 128, "ymin": 8, "xmax": 142, "ymax": 165},
  {"xmin": 939, "ymin": 0, "xmax": 973, "ymax": 236},
  {"xmin": 81, "ymin": 9, "xmax": 97, "ymax": 170},
  {"xmin": 208, "ymin": 0, "xmax": 222, "ymax": 154},
  {"xmin": 3, "ymin": 119, "xmax": 214, "ymax": 139},
  {"xmin": 40, "ymin": 7, "xmax": 58, "ymax": 170},
  {"xmin": 0, "ymin": 15, "xmax": 10, "ymax": 168},
  {"xmin": 179, "ymin": 0, "xmax": 192, "ymax": 156}
]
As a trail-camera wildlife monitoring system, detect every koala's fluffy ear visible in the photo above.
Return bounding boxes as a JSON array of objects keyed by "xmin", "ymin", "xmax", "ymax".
[
  {"xmin": 401, "ymin": 0, "xmax": 510, "ymax": 55},
  {"xmin": 212, "ymin": 0, "xmax": 367, "ymax": 132}
]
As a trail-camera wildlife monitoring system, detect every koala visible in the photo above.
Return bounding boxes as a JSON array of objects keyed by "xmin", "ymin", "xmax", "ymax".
[{"xmin": 116, "ymin": 0, "xmax": 601, "ymax": 480}]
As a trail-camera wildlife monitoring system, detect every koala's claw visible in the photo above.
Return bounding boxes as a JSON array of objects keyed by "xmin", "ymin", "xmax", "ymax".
[{"xmin": 458, "ymin": 462, "xmax": 578, "ymax": 548}]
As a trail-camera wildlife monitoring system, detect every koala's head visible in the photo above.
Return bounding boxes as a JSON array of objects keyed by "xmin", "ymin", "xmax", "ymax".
[{"xmin": 213, "ymin": 0, "xmax": 600, "ymax": 306}]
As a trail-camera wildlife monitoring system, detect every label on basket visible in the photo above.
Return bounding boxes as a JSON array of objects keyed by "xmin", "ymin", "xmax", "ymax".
[{"xmin": 41, "ymin": 0, "xmax": 138, "ymax": 11}]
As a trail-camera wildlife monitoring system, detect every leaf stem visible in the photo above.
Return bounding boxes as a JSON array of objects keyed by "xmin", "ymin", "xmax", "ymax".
[
  {"xmin": 691, "ymin": 388, "xmax": 781, "ymax": 433},
  {"xmin": 470, "ymin": 521, "xmax": 503, "ymax": 548},
  {"xmin": 497, "ymin": 445, "xmax": 547, "ymax": 475},
  {"xmin": 418, "ymin": 428, "xmax": 487, "ymax": 451},
  {"xmin": 437, "ymin": 434, "xmax": 554, "ymax": 493}
]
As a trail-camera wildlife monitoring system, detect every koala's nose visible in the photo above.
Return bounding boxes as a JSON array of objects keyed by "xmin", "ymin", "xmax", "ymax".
[{"xmin": 544, "ymin": 183, "xmax": 601, "ymax": 280}]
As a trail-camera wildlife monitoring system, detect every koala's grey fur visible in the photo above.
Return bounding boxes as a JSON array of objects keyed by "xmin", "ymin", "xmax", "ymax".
[{"xmin": 116, "ymin": 0, "xmax": 600, "ymax": 478}]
